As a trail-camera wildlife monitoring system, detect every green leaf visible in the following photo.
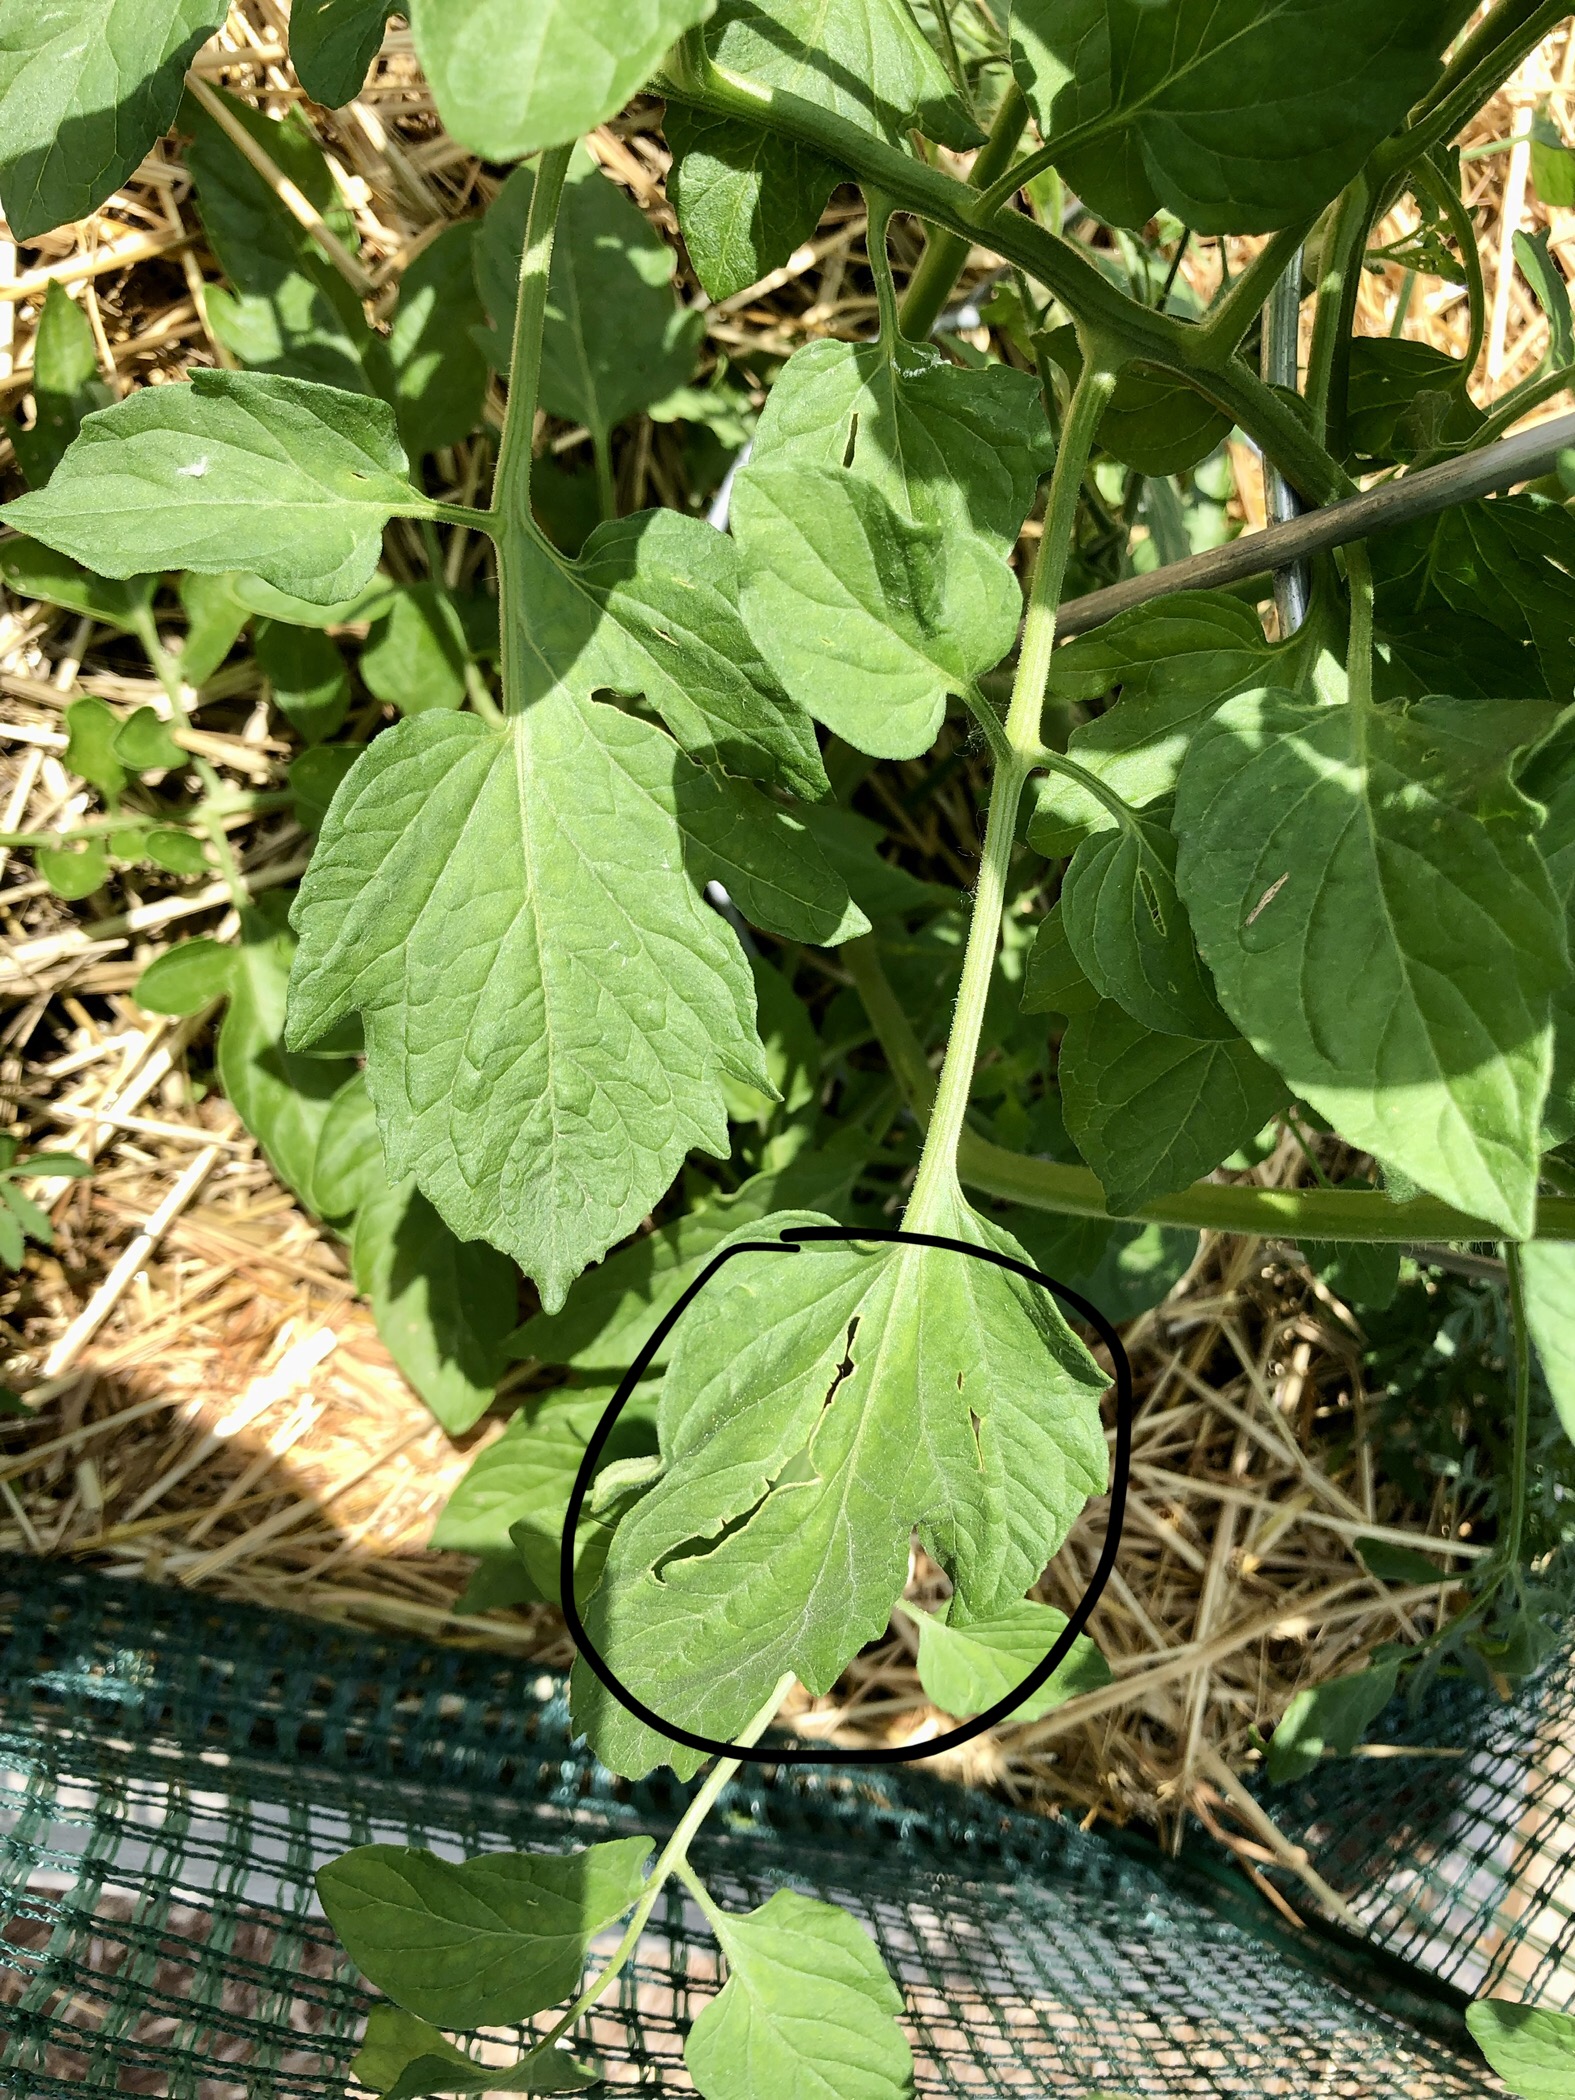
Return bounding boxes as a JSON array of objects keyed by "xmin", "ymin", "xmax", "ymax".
[
  {"xmin": 453, "ymin": 1553, "xmax": 542, "ymax": 1615},
  {"xmin": 0, "ymin": 536, "xmax": 155, "ymax": 632},
  {"xmin": 37, "ymin": 839, "xmax": 108, "ymax": 899},
  {"xmin": 572, "ymin": 1190, "xmax": 1108, "ymax": 1779},
  {"xmin": 1522, "ymin": 1243, "xmax": 1575, "ymax": 1448},
  {"xmin": 509, "ymin": 508, "xmax": 829, "ymax": 800},
  {"xmin": 686, "ymin": 1889, "xmax": 911, "ymax": 2100},
  {"xmin": 1022, "ymin": 905, "xmax": 1099, "ymax": 1018},
  {"xmin": 665, "ymin": 107, "xmax": 838, "ymax": 302},
  {"xmin": 1029, "ymin": 593, "xmax": 1291, "ymax": 857},
  {"xmin": 230, "ymin": 569, "xmax": 398, "ymax": 628},
  {"xmin": 290, "ymin": 744, "xmax": 360, "ymax": 832},
  {"xmin": 145, "ymin": 828, "xmax": 207, "ymax": 876},
  {"xmin": 317, "ymin": 1837, "xmax": 651, "ymax": 2028},
  {"xmin": 1060, "ymin": 815, "xmax": 1230, "ymax": 1039},
  {"xmin": 352, "ymin": 1999, "xmax": 596, "ymax": 2100},
  {"xmin": 176, "ymin": 570, "xmax": 253, "ymax": 684},
  {"xmin": 703, "ymin": 0, "xmax": 982, "ymax": 151},
  {"xmin": 219, "ymin": 902, "xmax": 359, "ymax": 1212},
  {"xmin": 1345, "ymin": 338, "xmax": 1482, "ymax": 467},
  {"xmin": 1, "ymin": 371, "xmax": 425, "ymax": 607},
  {"xmin": 351, "ymin": 1170, "xmax": 517, "ymax": 1436},
  {"xmin": 1531, "ymin": 104, "xmax": 1575, "ymax": 211},
  {"xmin": 0, "ymin": 0, "xmax": 228, "ymax": 239},
  {"xmin": 508, "ymin": 1139, "xmax": 866, "ymax": 1373},
  {"xmin": 184, "ymin": 87, "xmax": 384, "ymax": 396},
  {"xmin": 1466, "ymin": 1999, "xmax": 1575, "ymax": 2100},
  {"xmin": 288, "ymin": 0, "xmax": 396, "ymax": 106},
  {"xmin": 912, "ymin": 1598, "xmax": 1110, "ymax": 1722},
  {"xmin": 113, "ymin": 706, "xmax": 186, "ymax": 773},
  {"xmin": 1356, "ymin": 1538, "xmax": 1451, "ymax": 1586},
  {"xmin": 734, "ymin": 463, "xmax": 1019, "ymax": 761},
  {"xmin": 0, "ymin": 1182, "xmax": 53, "ymax": 1252},
  {"xmin": 1300, "ymin": 1234, "xmax": 1402, "ymax": 1313},
  {"xmin": 8, "ymin": 281, "xmax": 114, "ymax": 485},
  {"xmin": 408, "ymin": 0, "xmax": 715, "ymax": 160},
  {"xmin": 9, "ymin": 1151, "xmax": 91, "ymax": 1180},
  {"xmin": 308, "ymin": 1069, "xmax": 383, "ymax": 1218},
  {"xmin": 387, "ymin": 224, "xmax": 490, "ymax": 457},
  {"xmin": 0, "ymin": 1207, "xmax": 24, "ymax": 1270},
  {"xmin": 474, "ymin": 148, "xmax": 702, "ymax": 443},
  {"xmin": 723, "ymin": 953, "xmax": 820, "ymax": 1123},
  {"xmin": 1266, "ymin": 1659, "xmax": 1399, "ymax": 1783},
  {"xmin": 1059, "ymin": 1000, "xmax": 1288, "ymax": 1213},
  {"xmin": 255, "ymin": 620, "xmax": 351, "ymax": 742},
  {"xmin": 285, "ymin": 705, "xmax": 772, "ymax": 1312},
  {"xmin": 676, "ymin": 772, "xmax": 869, "ymax": 945},
  {"xmin": 749, "ymin": 336, "xmax": 1053, "ymax": 551},
  {"xmin": 1041, "ymin": 324, "xmax": 1227, "ymax": 477},
  {"xmin": 1175, "ymin": 689, "xmax": 1567, "ymax": 1238},
  {"xmin": 999, "ymin": 1206, "xmax": 1198, "ymax": 1326},
  {"xmin": 1516, "ymin": 229, "xmax": 1575, "ymax": 372},
  {"xmin": 792, "ymin": 803, "xmax": 953, "ymax": 923},
  {"xmin": 135, "ymin": 938, "xmax": 236, "ymax": 1017},
  {"xmin": 361, "ymin": 585, "xmax": 472, "ymax": 717},
  {"xmin": 62, "ymin": 697, "xmax": 127, "ymax": 804},
  {"xmin": 1010, "ymin": 0, "xmax": 1470, "ymax": 233}
]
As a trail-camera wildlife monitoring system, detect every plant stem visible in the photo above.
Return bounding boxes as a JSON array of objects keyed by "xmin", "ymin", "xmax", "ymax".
[
  {"xmin": 492, "ymin": 142, "xmax": 573, "ymax": 719},
  {"xmin": 591, "ymin": 428, "xmax": 617, "ymax": 521},
  {"xmin": 1399, "ymin": 0, "xmax": 1572, "ymax": 168},
  {"xmin": 1344, "ymin": 537, "xmax": 1374, "ymax": 721},
  {"xmin": 535, "ymin": 1672, "xmax": 795, "ymax": 2051},
  {"xmin": 1305, "ymin": 174, "xmax": 1378, "ymax": 446},
  {"xmin": 864, "ymin": 192, "xmax": 903, "ymax": 345},
  {"xmin": 903, "ymin": 363, "xmax": 1115, "ymax": 1227},
  {"xmin": 1504, "ymin": 1242, "xmax": 1532, "ymax": 1576},
  {"xmin": 1200, "ymin": 220, "xmax": 1313, "ymax": 357},
  {"xmin": 898, "ymin": 85, "xmax": 1028, "ymax": 341}
]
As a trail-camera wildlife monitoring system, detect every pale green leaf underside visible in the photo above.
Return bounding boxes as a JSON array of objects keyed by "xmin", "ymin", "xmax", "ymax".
[
  {"xmin": 353, "ymin": 2008, "xmax": 596, "ymax": 2099},
  {"xmin": 316, "ymin": 1837, "xmax": 651, "ymax": 2029},
  {"xmin": 665, "ymin": 107, "xmax": 839, "ymax": 302},
  {"xmin": 1522, "ymin": 1244, "xmax": 1575, "ymax": 1449},
  {"xmin": 1060, "ymin": 818, "xmax": 1232, "ymax": 1040},
  {"xmin": 0, "ymin": 0, "xmax": 227, "ymax": 239},
  {"xmin": 1176, "ymin": 689, "xmax": 1566, "ymax": 1237},
  {"xmin": 1, "ymin": 371, "xmax": 423, "ymax": 606},
  {"xmin": 686, "ymin": 1889, "xmax": 913, "ymax": 2100},
  {"xmin": 1059, "ymin": 999, "xmax": 1288, "ymax": 1213},
  {"xmin": 572, "ymin": 1196, "xmax": 1107, "ymax": 1779},
  {"xmin": 1465, "ymin": 1999, "xmax": 1575, "ymax": 2100},
  {"xmin": 288, "ymin": 0, "xmax": 396, "ymax": 107},
  {"xmin": 409, "ymin": 0, "xmax": 716, "ymax": 160},
  {"xmin": 734, "ymin": 463, "xmax": 1021, "ymax": 762},
  {"xmin": 285, "ymin": 706, "xmax": 774, "ymax": 1312},
  {"xmin": 914, "ymin": 1599, "xmax": 1111, "ymax": 1723}
]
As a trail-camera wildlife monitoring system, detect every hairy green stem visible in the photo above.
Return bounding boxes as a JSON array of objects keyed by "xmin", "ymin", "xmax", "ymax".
[
  {"xmin": 864, "ymin": 191, "xmax": 904, "ymax": 344},
  {"xmin": 1344, "ymin": 538, "xmax": 1374, "ymax": 721},
  {"xmin": 904, "ymin": 364, "xmax": 1116, "ymax": 1227},
  {"xmin": 899, "ymin": 85, "xmax": 1029, "ymax": 340},
  {"xmin": 1200, "ymin": 221, "xmax": 1313, "ymax": 354},
  {"xmin": 1305, "ymin": 173, "xmax": 1379, "ymax": 445},
  {"xmin": 1503, "ymin": 1243, "xmax": 1532, "ymax": 1576},
  {"xmin": 535, "ymin": 1672, "xmax": 795, "ymax": 2052},
  {"xmin": 591, "ymin": 428, "xmax": 618, "ymax": 521},
  {"xmin": 1410, "ymin": 155, "xmax": 1487, "ymax": 378}
]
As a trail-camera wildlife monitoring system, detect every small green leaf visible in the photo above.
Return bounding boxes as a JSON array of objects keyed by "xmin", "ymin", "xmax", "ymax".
[
  {"xmin": 1516, "ymin": 228, "xmax": 1575, "ymax": 372},
  {"xmin": 37, "ymin": 840, "xmax": 109, "ymax": 900},
  {"xmin": 1522, "ymin": 1243, "xmax": 1575, "ymax": 1447},
  {"xmin": 1, "ymin": 370, "xmax": 426, "ymax": 607},
  {"xmin": 1041, "ymin": 323, "xmax": 1227, "ymax": 476},
  {"xmin": 10, "ymin": 1150, "xmax": 90, "ymax": 1179},
  {"xmin": 308, "ymin": 1071, "xmax": 382, "ymax": 1219},
  {"xmin": 1022, "ymin": 906, "xmax": 1100, "ymax": 1018},
  {"xmin": 1060, "ymin": 816, "xmax": 1230, "ymax": 1039},
  {"xmin": 145, "ymin": 828, "xmax": 209, "ymax": 877},
  {"xmin": 177, "ymin": 570, "xmax": 253, "ymax": 684},
  {"xmin": 0, "ymin": 1208, "xmax": 24, "ymax": 1270},
  {"xmin": 734, "ymin": 463, "xmax": 1020, "ymax": 761},
  {"xmin": 1059, "ymin": 1000, "xmax": 1288, "ymax": 1213},
  {"xmin": 1299, "ymin": 1230, "xmax": 1402, "ymax": 1313},
  {"xmin": 0, "ymin": 536, "xmax": 156, "ymax": 631},
  {"xmin": 684, "ymin": 1888, "xmax": 913, "ymax": 2100},
  {"xmin": 286, "ymin": 706, "xmax": 773, "ymax": 1311},
  {"xmin": 792, "ymin": 803, "xmax": 953, "ymax": 923},
  {"xmin": 134, "ymin": 938, "xmax": 234, "ymax": 1018},
  {"xmin": 361, "ymin": 586, "xmax": 470, "ymax": 716},
  {"xmin": 1345, "ymin": 338, "xmax": 1482, "ymax": 467},
  {"xmin": 63, "ymin": 697, "xmax": 128, "ymax": 804},
  {"xmin": 290, "ymin": 744, "xmax": 360, "ymax": 832},
  {"xmin": 357, "ymin": 2001, "xmax": 597, "ymax": 2097},
  {"xmin": 230, "ymin": 569, "xmax": 398, "ymax": 628},
  {"xmin": 387, "ymin": 224, "xmax": 490, "ymax": 457},
  {"xmin": 256, "ymin": 620, "xmax": 351, "ymax": 742},
  {"xmin": 8, "ymin": 281, "xmax": 113, "ymax": 485},
  {"xmin": 0, "ymin": 1389, "xmax": 32, "ymax": 1415},
  {"xmin": 912, "ymin": 1598, "xmax": 1111, "ymax": 1722},
  {"xmin": 474, "ymin": 149, "xmax": 702, "ymax": 443},
  {"xmin": 1002, "ymin": 1206, "xmax": 1198, "ymax": 1326},
  {"xmin": 573, "ymin": 1191, "xmax": 1108, "ymax": 1780},
  {"xmin": 0, "ymin": 1181, "xmax": 53, "ymax": 1250},
  {"xmin": 351, "ymin": 1170, "xmax": 518, "ymax": 1436},
  {"xmin": 1175, "ymin": 689, "xmax": 1567, "ymax": 1238},
  {"xmin": 1266, "ymin": 1660, "xmax": 1399, "ymax": 1783},
  {"xmin": 113, "ymin": 706, "xmax": 186, "ymax": 773},
  {"xmin": 750, "ymin": 335, "xmax": 1053, "ymax": 551},
  {"xmin": 219, "ymin": 902, "xmax": 358, "ymax": 1211},
  {"xmin": 1467, "ymin": 1999, "xmax": 1575, "ymax": 2099},
  {"xmin": 1356, "ymin": 1538, "xmax": 1452, "ymax": 1586},
  {"xmin": 315, "ymin": 1836, "xmax": 652, "ymax": 2028},
  {"xmin": 1531, "ymin": 104, "xmax": 1575, "ymax": 211},
  {"xmin": 288, "ymin": 0, "xmax": 396, "ymax": 106},
  {"xmin": 704, "ymin": 0, "xmax": 982, "ymax": 151},
  {"xmin": 665, "ymin": 107, "xmax": 838, "ymax": 302},
  {"xmin": 0, "ymin": 0, "xmax": 229, "ymax": 239}
]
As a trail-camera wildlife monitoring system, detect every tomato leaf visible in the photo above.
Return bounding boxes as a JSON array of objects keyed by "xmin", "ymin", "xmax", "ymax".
[
  {"xmin": 912, "ymin": 1597, "xmax": 1110, "ymax": 1722},
  {"xmin": 666, "ymin": 107, "xmax": 838, "ymax": 302},
  {"xmin": 288, "ymin": 0, "xmax": 397, "ymax": 107},
  {"xmin": 1467, "ymin": 1999, "xmax": 1575, "ymax": 2100}
]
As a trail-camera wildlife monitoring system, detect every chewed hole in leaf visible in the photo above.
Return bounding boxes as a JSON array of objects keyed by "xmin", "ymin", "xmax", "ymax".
[
  {"xmin": 842, "ymin": 411, "xmax": 859, "ymax": 470},
  {"xmin": 1136, "ymin": 863, "xmax": 1167, "ymax": 933}
]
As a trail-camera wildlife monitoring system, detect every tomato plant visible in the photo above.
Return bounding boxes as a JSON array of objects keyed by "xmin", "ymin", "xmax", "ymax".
[{"xmin": 5, "ymin": 0, "xmax": 1575, "ymax": 2091}]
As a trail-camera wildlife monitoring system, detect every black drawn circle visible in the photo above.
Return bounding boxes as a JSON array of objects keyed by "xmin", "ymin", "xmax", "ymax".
[{"xmin": 559, "ymin": 1224, "xmax": 1136, "ymax": 1768}]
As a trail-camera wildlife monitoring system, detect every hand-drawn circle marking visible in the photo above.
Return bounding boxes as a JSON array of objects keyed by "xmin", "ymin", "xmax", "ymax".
[{"xmin": 560, "ymin": 1223, "xmax": 1137, "ymax": 1768}]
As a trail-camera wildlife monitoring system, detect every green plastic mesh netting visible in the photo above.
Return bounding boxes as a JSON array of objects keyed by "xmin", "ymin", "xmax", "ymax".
[{"xmin": 0, "ymin": 1555, "xmax": 1543, "ymax": 2096}]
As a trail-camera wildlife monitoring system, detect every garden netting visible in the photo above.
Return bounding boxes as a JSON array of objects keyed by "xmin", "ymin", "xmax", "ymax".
[{"xmin": 0, "ymin": 1554, "xmax": 1540, "ymax": 2097}]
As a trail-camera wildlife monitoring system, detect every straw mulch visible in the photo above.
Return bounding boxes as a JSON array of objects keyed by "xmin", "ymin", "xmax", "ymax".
[{"xmin": 0, "ymin": 4, "xmax": 1564, "ymax": 1891}]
